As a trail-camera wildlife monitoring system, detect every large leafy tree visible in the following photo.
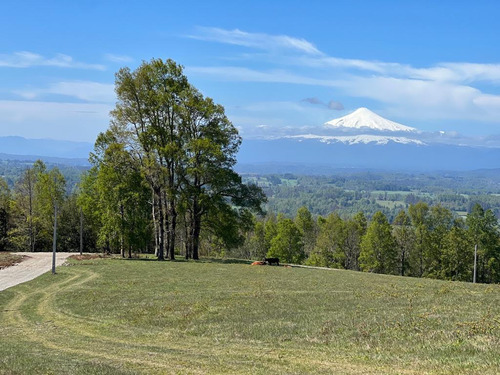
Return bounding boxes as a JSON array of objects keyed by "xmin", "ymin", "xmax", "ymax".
[
  {"xmin": 295, "ymin": 206, "xmax": 317, "ymax": 257},
  {"xmin": 441, "ymin": 220, "xmax": 473, "ymax": 281},
  {"xmin": 268, "ymin": 216, "xmax": 304, "ymax": 264},
  {"xmin": 99, "ymin": 58, "xmax": 265, "ymax": 259},
  {"xmin": 308, "ymin": 212, "xmax": 345, "ymax": 268},
  {"xmin": 359, "ymin": 211, "xmax": 397, "ymax": 274},
  {"xmin": 466, "ymin": 203, "xmax": 500, "ymax": 283},
  {"xmin": 392, "ymin": 210, "xmax": 415, "ymax": 276},
  {"xmin": 344, "ymin": 212, "xmax": 367, "ymax": 271},
  {"xmin": 408, "ymin": 202, "xmax": 430, "ymax": 277},
  {"xmin": 425, "ymin": 205, "xmax": 454, "ymax": 277}
]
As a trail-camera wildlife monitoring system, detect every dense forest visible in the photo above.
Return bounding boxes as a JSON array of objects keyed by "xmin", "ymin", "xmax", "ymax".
[{"xmin": 244, "ymin": 173, "xmax": 500, "ymax": 220}]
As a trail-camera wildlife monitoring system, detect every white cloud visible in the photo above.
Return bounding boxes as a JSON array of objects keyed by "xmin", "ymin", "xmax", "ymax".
[
  {"xmin": 189, "ymin": 27, "xmax": 322, "ymax": 55},
  {"xmin": 104, "ymin": 53, "xmax": 134, "ymax": 63},
  {"xmin": 186, "ymin": 66, "xmax": 340, "ymax": 86},
  {"xmin": 15, "ymin": 81, "xmax": 115, "ymax": 103},
  {"xmin": 186, "ymin": 27, "xmax": 500, "ymax": 126},
  {"xmin": 0, "ymin": 51, "xmax": 105, "ymax": 70}
]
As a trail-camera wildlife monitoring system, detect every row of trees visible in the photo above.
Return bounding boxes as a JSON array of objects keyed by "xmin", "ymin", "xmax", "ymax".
[
  {"xmin": 0, "ymin": 161, "xmax": 71, "ymax": 252},
  {"xmin": 238, "ymin": 203, "xmax": 500, "ymax": 283}
]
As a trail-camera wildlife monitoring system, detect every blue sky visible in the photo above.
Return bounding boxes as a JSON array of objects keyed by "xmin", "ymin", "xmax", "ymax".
[{"xmin": 2, "ymin": 0, "xmax": 500, "ymax": 143}]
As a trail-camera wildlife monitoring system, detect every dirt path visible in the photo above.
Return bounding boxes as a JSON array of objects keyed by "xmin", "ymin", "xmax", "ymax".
[{"xmin": 0, "ymin": 252, "xmax": 74, "ymax": 292}]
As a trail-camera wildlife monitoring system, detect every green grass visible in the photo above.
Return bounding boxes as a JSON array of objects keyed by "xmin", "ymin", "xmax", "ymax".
[{"xmin": 1, "ymin": 257, "xmax": 500, "ymax": 374}]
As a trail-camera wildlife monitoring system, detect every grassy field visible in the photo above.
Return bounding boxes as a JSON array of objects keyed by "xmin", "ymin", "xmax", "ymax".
[{"xmin": 1, "ymin": 257, "xmax": 499, "ymax": 374}]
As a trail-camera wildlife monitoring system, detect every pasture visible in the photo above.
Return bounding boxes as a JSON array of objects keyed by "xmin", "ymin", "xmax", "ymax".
[{"xmin": 1, "ymin": 256, "xmax": 499, "ymax": 374}]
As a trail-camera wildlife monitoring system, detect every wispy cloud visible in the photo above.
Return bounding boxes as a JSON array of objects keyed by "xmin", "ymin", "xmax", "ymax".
[
  {"xmin": 15, "ymin": 81, "xmax": 115, "ymax": 103},
  {"xmin": 104, "ymin": 53, "xmax": 134, "ymax": 63},
  {"xmin": 0, "ymin": 51, "xmax": 105, "ymax": 70},
  {"xmin": 186, "ymin": 66, "xmax": 339, "ymax": 86},
  {"xmin": 188, "ymin": 27, "xmax": 322, "ymax": 55}
]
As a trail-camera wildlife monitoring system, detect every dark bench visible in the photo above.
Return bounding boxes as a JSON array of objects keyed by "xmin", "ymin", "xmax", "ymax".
[{"xmin": 263, "ymin": 257, "xmax": 280, "ymax": 266}]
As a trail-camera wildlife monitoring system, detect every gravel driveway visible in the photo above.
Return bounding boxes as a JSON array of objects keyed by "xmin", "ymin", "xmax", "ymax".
[{"xmin": 0, "ymin": 252, "xmax": 74, "ymax": 292}]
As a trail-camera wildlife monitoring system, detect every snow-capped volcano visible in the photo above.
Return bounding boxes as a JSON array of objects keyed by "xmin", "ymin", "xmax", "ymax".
[{"xmin": 325, "ymin": 107, "xmax": 417, "ymax": 133}]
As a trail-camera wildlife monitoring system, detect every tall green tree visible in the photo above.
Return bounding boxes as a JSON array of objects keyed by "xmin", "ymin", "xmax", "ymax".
[
  {"xmin": 9, "ymin": 167, "xmax": 37, "ymax": 251},
  {"xmin": 359, "ymin": 211, "xmax": 397, "ymax": 274},
  {"xmin": 344, "ymin": 212, "xmax": 367, "ymax": 271},
  {"xmin": 268, "ymin": 216, "xmax": 304, "ymax": 264},
  {"xmin": 466, "ymin": 203, "xmax": 500, "ymax": 283},
  {"xmin": 408, "ymin": 202, "xmax": 430, "ymax": 277},
  {"xmin": 295, "ymin": 206, "xmax": 317, "ymax": 257},
  {"xmin": 35, "ymin": 164, "xmax": 66, "ymax": 251},
  {"xmin": 392, "ymin": 210, "xmax": 415, "ymax": 276},
  {"xmin": 425, "ymin": 205, "xmax": 453, "ymax": 277},
  {"xmin": 307, "ymin": 212, "xmax": 345, "ymax": 268},
  {"xmin": 441, "ymin": 220, "xmax": 473, "ymax": 281}
]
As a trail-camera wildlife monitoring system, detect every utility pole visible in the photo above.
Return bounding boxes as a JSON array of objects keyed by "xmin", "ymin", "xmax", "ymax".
[
  {"xmin": 80, "ymin": 208, "xmax": 83, "ymax": 256},
  {"xmin": 52, "ymin": 203, "xmax": 57, "ymax": 274},
  {"xmin": 473, "ymin": 243, "xmax": 477, "ymax": 283}
]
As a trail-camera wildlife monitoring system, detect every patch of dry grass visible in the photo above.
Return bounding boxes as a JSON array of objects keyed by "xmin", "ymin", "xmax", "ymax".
[{"xmin": 0, "ymin": 252, "xmax": 25, "ymax": 269}]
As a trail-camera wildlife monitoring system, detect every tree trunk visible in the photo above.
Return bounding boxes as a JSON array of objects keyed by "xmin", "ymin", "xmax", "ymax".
[
  {"xmin": 152, "ymin": 190, "xmax": 159, "ymax": 256},
  {"xmin": 156, "ymin": 189, "xmax": 165, "ymax": 261},
  {"xmin": 168, "ymin": 199, "xmax": 176, "ymax": 260},
  {"xmin": 192, "ymin": 213, "xmax": 202, "ymax": 260},
  {"xmin": 184, "ymin": 213, "xmax": 191, "ymax": 259},
  {"xmin": 120, "ymin": 203, "xmax": 125, "ymax": 258}
]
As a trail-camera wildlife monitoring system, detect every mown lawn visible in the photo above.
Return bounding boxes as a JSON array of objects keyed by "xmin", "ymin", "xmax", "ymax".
[{"xmin": 1, "ymin": 257, "xmax": 499, "ymax": 374}]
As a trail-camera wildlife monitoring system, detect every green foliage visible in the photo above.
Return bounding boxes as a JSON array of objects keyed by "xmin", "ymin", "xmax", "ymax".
[
  {"xmin": 308, "ymin": 212, "xmax": 345, "ymax": 268},
  {"xmin": 359, "ymin": 211, "xmax": 397, "ymax": 274},
  {"xmin": 268, "ymin": 216, "xmax": 304, "ymax": 263},
  {"xmin": 392, "ymin": 210, "xmax": 414, "ymax": 276},
  {"xmin": 466, "ymin": 203, "xmax": 500, "ymax": 283},
  {"xmin": 295, "ymin": 206, "xmax": 317, "ymax": 257},
  {"xmin": 109, "ymin": 58, "xmax": 265, "ymax": 260}
]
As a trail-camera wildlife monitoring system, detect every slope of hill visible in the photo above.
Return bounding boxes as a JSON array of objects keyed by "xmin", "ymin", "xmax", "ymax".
[{"xmin": 0, "ymin": 257, "xmax": 498, "ymax": 374}]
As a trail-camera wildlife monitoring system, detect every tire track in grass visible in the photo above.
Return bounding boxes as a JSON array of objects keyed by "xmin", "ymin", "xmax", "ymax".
[{"xmin": 2, "ymin": 268, "xmax": 178, "ymax": 373}]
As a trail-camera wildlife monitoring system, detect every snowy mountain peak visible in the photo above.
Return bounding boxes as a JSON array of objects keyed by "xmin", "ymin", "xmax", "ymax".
[{"xmin": 325, "ymin": 107, "xmax": 417, "ymax": 133}]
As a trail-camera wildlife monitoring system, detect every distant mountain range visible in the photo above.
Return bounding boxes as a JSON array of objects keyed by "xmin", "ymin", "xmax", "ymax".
[
  {"xmin": 237, "ymin": 139, "xmax": 500, "ymax": 171},
  {"xmin": 1, "ymin": 108, "xmax": 500, "ymax": 172},
  {"xmin": 238, "ymin": 108, "xmax": 500, "ymax": 172},
  {"xmin": 0, "ymin": 136, "xmax": 92, "ymax": 166}
]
